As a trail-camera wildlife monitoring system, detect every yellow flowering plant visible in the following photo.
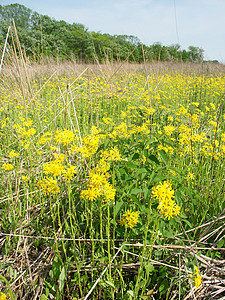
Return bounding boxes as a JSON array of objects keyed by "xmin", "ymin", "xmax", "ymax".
[{"xmin": 1, "ymin": 64, "xmax": 225, "ymax": 299}]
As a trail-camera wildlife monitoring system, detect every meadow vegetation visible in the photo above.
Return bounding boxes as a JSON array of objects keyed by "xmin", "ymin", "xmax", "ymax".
[{"xmin": 0, "ymin": 54, "xmax": 225, "ymax": 299}]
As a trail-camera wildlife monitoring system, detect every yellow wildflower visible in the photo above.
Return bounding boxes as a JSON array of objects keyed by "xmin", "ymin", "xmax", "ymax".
[
  {"xmin": 2, "ymin": 163, "xmax": 14, "ymax": 171},
  {"xmin": 119, "ymin": 210, "xmax": 139, "ymax": 229},
  {"xmin": 37, "ymin": 177, "xmax": 60, "ymax": 195},
  {"xmin": 63, "ymin": 165, "xmax": 76, "ymax": 182},
  {"xmin": 54, "ymin": 129, "xmax": 75, "ymax": 145},
  {"xmin": 193, "ymin": 266, "xmax": 202, "ymax": 290},
  {"xmin": 22, "ymin": 175, "xmax": 30, "ymax": 182},
  {"xmin": 152, "ymin": 181, "xmax": 180, "ymax": 220},
  {"xmin": 101, "ymin": 148, "xmax": 122, "ymax": 161},
  {"xmin": 0, "ymin": 292, "xmax": 11, "ymax": 300},
  {"xmin": 164, "ymin": 125, "xmax": 176, "ymax": 136},
  {"xmin": 8, "ymin": 150, "xmax": 19, "ymax": 158},
  {"xmin": 186, "ymin": 172, "xmax": 195, "ymax": 181}
]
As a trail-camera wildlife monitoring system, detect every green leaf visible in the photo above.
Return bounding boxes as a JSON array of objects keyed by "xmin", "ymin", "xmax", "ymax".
[
  {"xmin": 127, "ymin": 290, "xmax": 136, "ymax": 297},
  {"xmin": 148, "ymin": 154, "xmax": 160, "ymax": 165},
  {"xmin": 159, "ymin": 149, "xmax": 168, "ymax": 163},
  {"xmin": 105, "ymin": 280, "xmax": 115, "ymax": 288},
  {"xmin": 138, "ymin": 167, "xmax": 148, "ymax": 174},
  {"xmin": 115, "ymin": 201, "xmax": 124, "ymax": 217},
  {"xmin": 59, "ymin": 266, "xmax": 66, "ymax": 292},
  {"xmin": 40, "ymin": 296, "xmax": 48, "ymax": 300},
  {"xmin": 152, "ymin": 175, "xmax": 165, "ymax": 183},
  {"xmin": 217, "ymin": 239, "xmax": 224, "ymax": 248},
  {"xmin": 159, "ymin": 279, "xmax": 169, "ymax": 295},
  {"xmin": 131, "ymin": 188, "xmax": 142, "ymax": 195},
  {"xmin": 130, "ymin": 194, "xmax": 141, "ymax": 205},
  {"xmin": 143, "ymin": 186, "xmax": 149, "ymax": 199},
  {"xmin": 126, "ymin": 162, "xmax": 138, "ymax": 169},
  {"xmin": 149, "ymin": 171, "xmax": 156, "ymax": 183},
  {"xmin": 145, "ymin": 139, "xmax": 156, "ymax": 146},
  {"xmin": 164, "ymin": 226, "xmax": 174, "ymax": 238},
  {"xmin": 132, "ymin": 153, "xmax": 140, "ymax": 160},
  {"xmin": 103, "ymin": 137, "xmax": 110, "ymax": 149},
  {"xmin": 182, "ymin": 218, "xmax": 192, "ymax": 228},
  {"xmin": 145, "ymin": 263, "xmax": 154, "ymax": 274}
]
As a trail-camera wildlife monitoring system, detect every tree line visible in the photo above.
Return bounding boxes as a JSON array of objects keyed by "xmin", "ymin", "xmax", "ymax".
[{"xmin": 0, "ymin": 3, "xmax": 205, "ymax": 63}]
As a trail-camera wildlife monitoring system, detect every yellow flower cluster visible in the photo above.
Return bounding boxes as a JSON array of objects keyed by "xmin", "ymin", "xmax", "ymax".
[
  {"xmin": 8, "ymin": 150, "xmax": 19, "ymax": 158},
  {"xmin": 2, "ymin": 163, "xmax": 14, "ymax": 171},
  {"xmin": 100, "ymin": 147, "xmax": 122, "ymax": 161},
  {"xmin": 63, "ymin": 165, "xmax": 76, "ymax": 182},
  {"xmin": 77, "ymin": 126, "xmax": 100, "ymax": 159},
  {"xmin": 139, "ymin": 105, "xmax": 156, "ymax": 116},
  {"xmin": 80, "ymin": 160, "xmax": 116, "ymax": 202},
  {"xmin": 37, "ymin": 131, "xmax": 52, "ymax": 145},
  {"xmin": 152, "ymin": 181, "xmax": 180, "ymax": 220},
  {"xmin": 38, "ymin": 153, "xmax": 76, "ymax": 194},
  {"xmin": 14, "ymin": 124, "xmax": 36, "ymax": 138},
  {"xmin": 112, "ymin": 122, "xmax": 130, "ymax": 139},
  {"xmin": 158, "ymin": 144, "xmax": 174, "ymax": 154},
  {"xmin": 102, "ymin": 117, "xmax": 112, "ymax": 124},
  {"xmin": 119, "ymin": 209, "xmax": 140, "ymax": 229},
  {"xmin": 22, "ymin": 175, "xmax": 30, "ymax": 182},
  {"xmin": 54, "ymin": 129, "xmax": 75, "ymax": 145},
  {"xmin": 0, "ymin": 292, "xmax": 11, "ymax": 300},
  {"xmin": 37, "ymin": 177, "xmax": 60, "ymax": 195},
  {"xmin": 193, "ymin": 266, "xmax": 202, "ymax": 290},
  {"xmin": 43, "ymin": 154, "xmax": 65, "ymax": 177},
  {"xmin": 164, "ymin": 125, "xmax": 176, "ymax": 136}
]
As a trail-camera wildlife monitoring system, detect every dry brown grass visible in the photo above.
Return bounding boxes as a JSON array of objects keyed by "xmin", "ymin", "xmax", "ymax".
[{"xmin": 1, "ymin": 53, "xmax": 225, "ymax": 81}]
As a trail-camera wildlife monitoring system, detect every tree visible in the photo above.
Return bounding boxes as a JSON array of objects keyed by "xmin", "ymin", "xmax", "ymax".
[
  {"xmin": 0, "ymin": 3, "xmax": 206, "ymax": 63},
  {"xmin": 0, "ymin": 4, "xmax": 33, "ymax": 31},
  {"xmin": 188, "ymin": 46, "xmax": 204, "ymax": 62}
]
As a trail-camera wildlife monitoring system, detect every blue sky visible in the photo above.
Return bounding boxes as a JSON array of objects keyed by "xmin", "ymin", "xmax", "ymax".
[{"xmin": 1, "ymin": 0, "xmax": 225, "ymax": 62}]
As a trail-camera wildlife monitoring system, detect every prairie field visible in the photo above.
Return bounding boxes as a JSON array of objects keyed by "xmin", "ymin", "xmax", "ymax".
[{"xmin": 0, "ymin": 58, "xmax": 225, "ymax": 299}]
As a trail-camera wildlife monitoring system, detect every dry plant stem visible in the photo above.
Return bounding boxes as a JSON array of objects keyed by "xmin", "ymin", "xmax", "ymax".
[
  {"xmin": 12, "ymin": 19, "xmax": 32, "ymax": 96},
  {"xmin": 9, "ymin": 27, "xmax": 28, "ymax": 121},
  {"xmin": 56, "ymin": 196, "xmax": 67, "ymax": 260},
  {"xmin": 83, "ymin": 243, "xmax": 124, "ymax": 300},
  {"xmin": 65, "ymin": 84, "xmax": 69, "ymax": 129},
  {"xmin": 58, "ymin": 86, "xmax": 76, "ymax": 134},
  {"xmin": 88, "ymin": 68, "xmax": 93, "ymax": 127},
  {"xmin": 175, "ymin": 215, "xmax": 225, "ymax": 237},
  {"xmin": 23, "ymin": 238, "xmax": 35, "ymax": 297},
  {"xmin": 0, "ymin": 232, "xmax": 128, "ymax": 242},
  {"xmin": 99, "ymin": 198, "xmax": 104, "ymax": 255},
  {"xmin": 89, "ymin": 200, "xmax": 95, "ymax": 281},
  {"xmin": 69, "ymin": 85, "xmax": 83, "ymax": 146},
  {"xmin": 141, "ymin": 44, "xmax": 153, "ymax": 133},
  {"xmin": 67, "ymin": 184, "xmax": 84, "ymax": 297},
  {"xmin": 114, "ymin": 246, "xmax": 191, "ymax": 273},
  {"xmin": 210, "ymin": 97, "xmax": 225, "ymax": 179},
  {"xmin": 112, "ymin": 164, "xmax": 116, "ymax": 256},
  {"xmin": 0, "ymin": 26, "xmax": 10, "ymax": 73},
  {"xmin": 191, "ymin": 207, "xmax": 225, "ymax": 249}
]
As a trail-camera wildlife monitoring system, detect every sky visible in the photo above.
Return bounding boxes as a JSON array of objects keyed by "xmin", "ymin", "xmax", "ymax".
[{"xmin": 1, "ymin": 0, "xmax": 225, "ymax": 62}]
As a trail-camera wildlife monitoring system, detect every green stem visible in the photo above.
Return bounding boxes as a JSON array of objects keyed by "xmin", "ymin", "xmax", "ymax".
[
  {"xmin": 134, "ymin": 196, "xmax": 153, "ymax": 296},
  {"xmin": 0, "ymin": 273, "xmax": 15, "ymax": 300},
  {"xmin": 107, "ymin": 203, "xmax": 112, "ymax": 281},
  {"xmin": 112, "ymin": 163, "xmax": 116, "ymax": 256}
]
